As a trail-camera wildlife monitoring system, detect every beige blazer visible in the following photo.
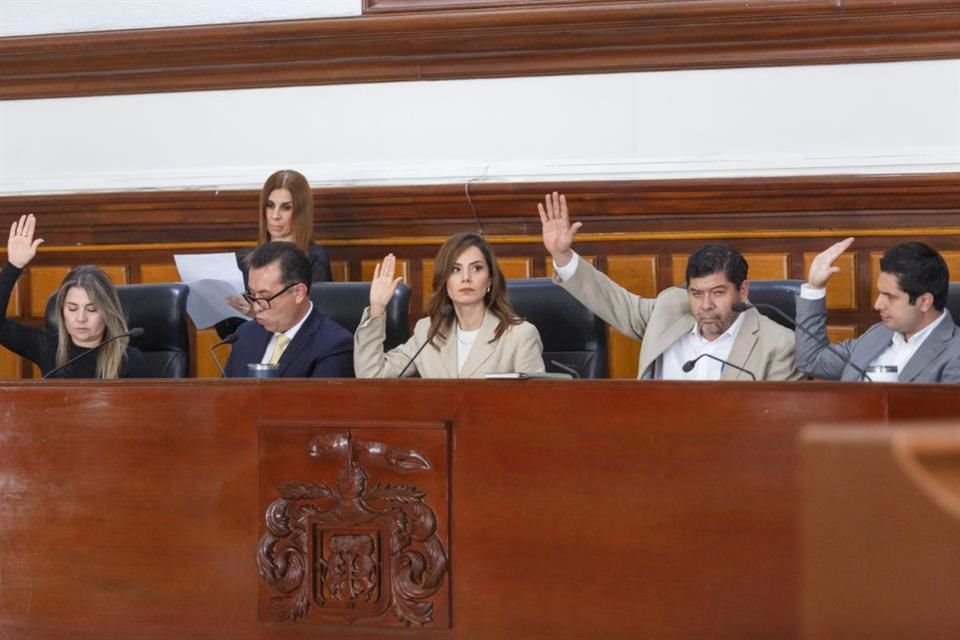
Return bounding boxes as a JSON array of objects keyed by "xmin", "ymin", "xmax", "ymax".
[
  {"xmin": 555, "ymin": 259, "xmax": 800, "ymax": 381},
  {"xmin": 354, "ymin": 307, "xmax": 545, "ymax": 378}
]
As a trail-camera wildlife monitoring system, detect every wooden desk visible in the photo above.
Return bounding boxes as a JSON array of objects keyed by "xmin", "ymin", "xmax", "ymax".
[{"xmin": 0, "ymin": 380, "xmax": 956, "ymax": 639}]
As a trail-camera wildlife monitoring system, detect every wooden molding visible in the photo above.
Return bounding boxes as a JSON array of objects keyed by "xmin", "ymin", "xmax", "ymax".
[
  {"xmin": 1, "ymin": 0, "xmax": 958, "ymax": 99},
  {"xmin": 0, "ymin": 173, "xmax": 957, "ymax": 246}
]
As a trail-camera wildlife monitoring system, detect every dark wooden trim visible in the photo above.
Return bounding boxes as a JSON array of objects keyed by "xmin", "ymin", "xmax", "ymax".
[
  {"xmin": 363, "ymin": 0, "xmax": 592, "ymax": 12},
  {"xmin": 0, "ymin": 173, "xmax": 957, "ymax": 245},
  {"xmin": 2, "ymin": 0, "xmax": 958, "ymax": 99}
]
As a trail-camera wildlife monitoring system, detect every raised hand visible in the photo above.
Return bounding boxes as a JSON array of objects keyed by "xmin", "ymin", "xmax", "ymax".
[
  {"xmin": 369, "ymin": 253, "xmax": 403, "ymax": 317},
  {"xmin": 808, "ymin": 237, "xmax": 855, "ymax": 289},
  {"xmin": 537, "ymin": 191, "xmax": 582, "ymax": 268},
  {"xmin": 7, "ymin": 214, "xmax": 44, "ymax": 269}
]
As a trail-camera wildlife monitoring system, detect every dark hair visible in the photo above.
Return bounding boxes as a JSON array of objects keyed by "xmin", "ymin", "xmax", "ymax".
[
  {"xmin": 685, "ymin": 244, "xmax": 748, "ymax": 288},
  {"xmin": 879, "ymin": 241, "xmax": 949, "ymax": 310},
  {"xmin": 245, "ymin": 241, "xmax": 312, "ymax": 288},
  {"xmin": 258, "ymin": 169, "xmax": 314, "ymax": 252},
  {"xmin": 426, "ymin": 233, "xmax": 520, "ymax": 343}
]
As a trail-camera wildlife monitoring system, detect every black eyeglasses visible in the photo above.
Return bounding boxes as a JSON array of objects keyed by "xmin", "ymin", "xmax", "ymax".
[{"xmin": 242, "ymin": 282, "xmax": 301, "ymax": 310}]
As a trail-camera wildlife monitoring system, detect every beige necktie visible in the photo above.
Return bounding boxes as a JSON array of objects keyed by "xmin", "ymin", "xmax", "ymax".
[{"xmin": 268, "ymin": 334, "xmax": 290, "ymax": 365}]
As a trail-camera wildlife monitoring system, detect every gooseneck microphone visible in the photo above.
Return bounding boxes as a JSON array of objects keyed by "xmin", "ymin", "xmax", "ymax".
[
  {"xmin": 42, "ymin": 327, "xmax": 145, "ymax": 379},
  {"xmin": 549, "ymin": 359, "xmax": 581, "ymax": 379},
  {"xmin": 398, "ymin": 304, "xmax": 453, "ymax": 378},
  {"xmin": 210, "ymin": 332, "xmax": 240, "ymax": 377},
  {"xmin": 682, "ymin": 353, "xmax": 757, "ymax": 381},
  {"xmin": 733, "ymin": 302, "xmax": 872, "ymax": 382}
]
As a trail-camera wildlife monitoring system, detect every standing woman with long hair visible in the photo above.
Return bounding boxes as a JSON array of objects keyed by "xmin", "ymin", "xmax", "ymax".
[
  {"xmin": 217, "ymin": 169, "xmax": 332, "ymax": 337},
  {"xmin": 0, "ymin": 214, "xmax": 146, "ymax": 378},
  {"xmin": 354, "ymin": 232, "xmax": 544, "ymax": 378}
]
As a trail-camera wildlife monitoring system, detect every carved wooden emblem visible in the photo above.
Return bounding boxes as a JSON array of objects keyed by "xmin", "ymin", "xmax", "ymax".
[{"xmin": 257, "ymin": 430, "xmax": 448, "ymax": 628}]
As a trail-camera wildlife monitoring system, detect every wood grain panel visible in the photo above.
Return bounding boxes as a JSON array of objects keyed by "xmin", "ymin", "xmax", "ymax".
[
  {"xmin": 827, "ymin": 325, "xmax": 858, "ymax": 343},
  {"xmin": 196, "ymin": 327, "xmax": 227, "ymax": 379},
  {"xmin": 804, "ymin": 252, "xmax": 857, "ymax": 311},
  {"xmin": 744, "ymin": 253, "xmax": 790, "ymax": 280},
  {"xmin": 329, "ymin": 259, "xmax": 350, "ymax": 282},
  {"xmin": 28, "ymin": 266, "xmax": 70, "ymax": 317},
  {"xmin": 2, "ymin": 174, "xmax": 958, "ymax": 246},
  {"xmin": 2, "ymin": 0, "xmax": 957, "ymax": 99},
  {"xmin": 606, "ymin": 255, "xmax": 658, "ymax": 379},
  {"xmin": 361, "ymin": 258, "xmax": 409, "ymax": 283},
  {"xmin": 140, "ymin": 263, "xmax": 179, "ymax": 283}
]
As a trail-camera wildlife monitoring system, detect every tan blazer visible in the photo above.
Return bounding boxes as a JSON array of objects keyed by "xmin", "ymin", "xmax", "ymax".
[
  {"xmin": 555, "ymin": 259, "xmax": 800, "ymax": 381},
  {"xmin": 354, "ymin": 307, "xmax": 544, "ymax": 379}
]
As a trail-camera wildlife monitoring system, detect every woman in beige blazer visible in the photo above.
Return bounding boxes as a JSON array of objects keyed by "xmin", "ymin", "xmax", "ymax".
[{"xmin": 354, "ymin": 233, "xmax": 544, "ymax": 378}]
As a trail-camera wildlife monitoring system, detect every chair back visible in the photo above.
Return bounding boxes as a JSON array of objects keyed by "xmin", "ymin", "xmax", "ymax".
[
  {"xmin": 747, "ymin": 279, "xmax": 803, "ymax": 330},
  {"xmin": 310, "ymin": 282, "xmax": 411, "ymax": 350},
  {"xmin": 506, "ymin": 278, "xmax": 608, "ymax": 378},
  {"xmin": 947, "ymin": 283, "xmax": 960, "ymax": 326},
  {"xmin": 46, "ymin": 283, "xmax": 190, "ymax": 378}
]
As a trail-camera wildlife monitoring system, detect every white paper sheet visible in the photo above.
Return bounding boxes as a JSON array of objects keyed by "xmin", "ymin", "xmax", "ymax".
[{"xmin": 174, "ymin": 253, "xmax": 246, "ymax": 329}]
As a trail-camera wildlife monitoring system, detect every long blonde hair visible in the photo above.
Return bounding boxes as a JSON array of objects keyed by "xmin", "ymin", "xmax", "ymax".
[
  {"xmin": 257, "ymin": 169, "xmax": 314, "ymax": 253},
  {"xmin": 54, "ymin": 266, "xmax": 129, "ymax": 378}
]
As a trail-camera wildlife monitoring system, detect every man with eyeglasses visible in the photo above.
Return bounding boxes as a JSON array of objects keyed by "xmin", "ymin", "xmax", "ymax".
[{"xmin": 224, "ymin": 242, "xmax": 354, "ymax": 378}]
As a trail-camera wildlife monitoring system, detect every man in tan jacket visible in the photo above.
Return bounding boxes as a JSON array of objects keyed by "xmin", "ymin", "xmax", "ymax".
[{"xmin": 538, "ymin": 192, "xmax": 800, "ymax": 381}]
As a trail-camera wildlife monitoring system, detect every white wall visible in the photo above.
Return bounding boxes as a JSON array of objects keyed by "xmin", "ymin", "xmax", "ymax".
[
  {"xmin": 0, "ymin": 0, "xmax": 361, "ymax": 37},
  {"xmin": 1, "ymin": 59, "xmax": 957, "ymax": 195}
]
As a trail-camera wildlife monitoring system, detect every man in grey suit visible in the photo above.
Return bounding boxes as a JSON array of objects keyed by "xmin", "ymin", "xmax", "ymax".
[
  {"xmin": 797, "ymin": 237, "xmax": 960, "ymax": 382},
  {"xmin": 537, "ymin": 192, "xmax": 800, "ymax": 381}
]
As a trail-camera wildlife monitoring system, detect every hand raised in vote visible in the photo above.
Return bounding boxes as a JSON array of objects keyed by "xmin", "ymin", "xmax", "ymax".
[
  {"xmin": 369, "ymin": 253, "xmax": 403, "ymax": 317},
  {"xmin": 538, "ymin": 191, "xmax": 582, "ymax": 268},
  {"xmin": 807, "ymin": 237, "xmax": 855, "ymax": 289},
  {"xmin": 7, "ymin": 214, "xmax": 45, "ymax": 269}
]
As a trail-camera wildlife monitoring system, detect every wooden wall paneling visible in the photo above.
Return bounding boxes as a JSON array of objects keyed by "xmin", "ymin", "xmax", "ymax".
[
  {"xmin": 196, "ymin": 328, "xmax": 227, "ymax": 379},
  {"xmin": 329, "ymin": 259, "xmax": 350, "ymax": 282},
  {"xmin": 2, "ymin": 1, "xmax": 958, "ymax": 99},
  {"xmin": 139, "ymin": 263, "xmax": 179, "ymax": 283},
  {"xmin": 826, "ymin": 325, "xmax": 858, "ymax": 344},
  {"xmin": 27, "ymin": 266, "xmax": 70, "ymax": 317},
  {"xmin": 745, "ymin": 253, "xmax": 790, "ymax": 280},
  {"xmin": 804, "ymin": 251, "xmax": 857, "ymax": 311},
  {"xmin": 0, "ymin": 280, "xmax": 22, "ymax": 378},
  {"xmin": 605, "ymin": 255, "xmax": 658, "ymax": 378},
  {"xmin": 498, "ymin": 257, "xmax": 534, "ymax": 279},
  {"xmin": 361, "ymin": 258, "xmax": 409, "ymax": 283}
]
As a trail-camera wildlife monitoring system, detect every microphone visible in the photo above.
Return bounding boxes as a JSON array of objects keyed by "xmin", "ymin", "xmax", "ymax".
[
  {"xmin": 549, "ymin": 359, "xmax": 581, "ymax": 379},
  {"xmin": 682, "ymin": 353, "xmax": 756, "ymax": 381},
  {"xmin": 210, "ymin": 332, "xmax": 239, "ymax": 377},
  {"xmin": 398, "ymin": 304, "xmax": 453, "ymax": 378},
  {"xmin": 42, "ymin": 327, "xmax": 145, "ymax": 379},
  {"xmin": 733, "ymin": 302, "xmax": 872, "ymax": 382}
]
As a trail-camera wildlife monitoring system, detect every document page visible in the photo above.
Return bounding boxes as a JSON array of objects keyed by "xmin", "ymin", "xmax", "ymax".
[{"xmin": 175, "ymin": 253, "xmax": 246, "ymax": 329}]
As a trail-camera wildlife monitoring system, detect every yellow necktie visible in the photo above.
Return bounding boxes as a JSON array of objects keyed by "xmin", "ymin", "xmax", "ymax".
[{"xmin": 268, "ymin": 334, "xmax": 290, "ymax": 365}]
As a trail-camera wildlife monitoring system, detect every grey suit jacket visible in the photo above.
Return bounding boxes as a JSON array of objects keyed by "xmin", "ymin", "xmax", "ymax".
[
  {"xmin": 795, "ymin": 295, "xmax": 960, "ymax": 382},
  {"xmin": 354, "ymin": 307, "xmax": 544, "ymax": 378},
  {"xmin": 555, "ymin": 258, "xmax": 800, "ymax": 380}
]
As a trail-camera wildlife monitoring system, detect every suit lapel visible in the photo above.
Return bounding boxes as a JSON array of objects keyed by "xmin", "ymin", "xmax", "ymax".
[
  {"xmin": 724, "ymin": 310, "xmax": 759, "ymax": 380},
  {"xmin": 276, "ymin": 308, "xmax": 318, "ymax": 376},
  {"xmin": 900, "ymin": 316, "xmax": 954, "ymax": 381},
  {"xmin": 459, "ymin": 311, "xmax": 499, "ymax": 378}
]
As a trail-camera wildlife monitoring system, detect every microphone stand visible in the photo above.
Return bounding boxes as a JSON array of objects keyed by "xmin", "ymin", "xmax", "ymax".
[
  {"xmin": 42, "ymin": 327, "xmax": 145, "ymax": 379},
  {"xmin": 682, "ymin": 353, "xmax": 756, "ymax": 381}
]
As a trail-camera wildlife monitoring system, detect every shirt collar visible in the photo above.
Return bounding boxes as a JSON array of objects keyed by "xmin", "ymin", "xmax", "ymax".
[{"xmin": 893, "ymin": 309, "xmax": 948, "ymax": 346}]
